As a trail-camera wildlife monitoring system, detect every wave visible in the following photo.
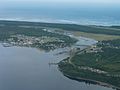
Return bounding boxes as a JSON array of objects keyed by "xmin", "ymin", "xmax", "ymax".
[{"xmin": 0, "ymin": 17, "xmax": 120, "ymax": 26}]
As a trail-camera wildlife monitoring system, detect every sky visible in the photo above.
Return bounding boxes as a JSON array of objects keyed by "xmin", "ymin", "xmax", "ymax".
[
  {"xmin": 1, "ymin": 0, "xmax": 120, "ymax": 6},
  {"xmin": 1, "ymin": 0, "xmax": 120, "ymax": 3}
]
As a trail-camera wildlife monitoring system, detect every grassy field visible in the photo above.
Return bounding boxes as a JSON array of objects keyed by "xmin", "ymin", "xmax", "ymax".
[
  {"xmin": 73, "ymin": 31, "xmax": 120, "ymax": 41},
  {"xmin": 1, "ymin": 20, "xmax": 120, "ymax": 36}
]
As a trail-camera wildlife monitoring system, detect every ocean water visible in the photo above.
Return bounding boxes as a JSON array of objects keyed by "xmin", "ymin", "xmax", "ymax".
[{"xmin": 0, "ymin": 4, "xmax": 120, "ymax": 25}]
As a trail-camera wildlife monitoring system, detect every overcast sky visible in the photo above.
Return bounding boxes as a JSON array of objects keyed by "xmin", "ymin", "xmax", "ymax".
[
  {"xmin": 1, "ymin": 0, "xmax": 120, "ymax": 5},
  {"xmin": 1, "ymin": 0, "xmax": 120, "ymax": 3},
  {"xmin": 1, "ymin": 0, "xmax": 120, "ymax": 11}
]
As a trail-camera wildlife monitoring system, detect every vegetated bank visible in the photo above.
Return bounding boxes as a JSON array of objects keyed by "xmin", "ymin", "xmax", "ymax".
[{"xmin": 58, "ymin": 39, "xmax": 120, "ymax": 89}]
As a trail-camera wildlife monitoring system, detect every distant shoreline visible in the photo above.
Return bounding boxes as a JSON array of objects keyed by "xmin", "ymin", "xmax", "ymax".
[
  {"xmin": 0, "ymin": 19, "xmax": 83, "ymax": 25},
  {"xmin": 0, "ymin": 19, "xmax": 120, "ymax": 26}
]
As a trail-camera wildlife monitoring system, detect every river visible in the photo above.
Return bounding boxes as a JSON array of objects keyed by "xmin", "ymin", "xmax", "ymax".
[{"xmin": 0, "ymin": 37, "xmax": 114, "ymax": 90}]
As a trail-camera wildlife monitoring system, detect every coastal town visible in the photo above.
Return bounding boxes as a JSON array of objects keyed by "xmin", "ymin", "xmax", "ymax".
[
  {"xmin": 0, "ymin": 26, "xmax": 77, "ymax": 50},
  {"xmin": 2, "ymin": 34, "xmax": 67, "ymax": 50}
]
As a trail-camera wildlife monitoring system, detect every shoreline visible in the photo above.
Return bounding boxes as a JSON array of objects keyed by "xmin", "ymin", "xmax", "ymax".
[
  {"xmin": 58, "ymin": 66, "xmax": 120, "ymax": 90},
  {"xmin": 0, "ymin": 19, "xmax": 119, "ymax": 26},
  {"xmin": 0, "ymin": 19, "xmax": 85, "ymax": 26},
  {"xmin": 58, "ymin": 39, "xmax": 120, "ymax": 90}
]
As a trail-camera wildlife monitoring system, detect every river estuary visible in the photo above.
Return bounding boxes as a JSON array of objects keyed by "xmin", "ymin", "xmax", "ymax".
[{"xmin": 0, "ymin": 37, "xmax": 114, "ymax": 90}]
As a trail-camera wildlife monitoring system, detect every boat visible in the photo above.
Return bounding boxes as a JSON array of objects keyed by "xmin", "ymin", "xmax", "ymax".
[{"xmin": 2, "ymin": 43, "xmax": 12, "ymax": 47}]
